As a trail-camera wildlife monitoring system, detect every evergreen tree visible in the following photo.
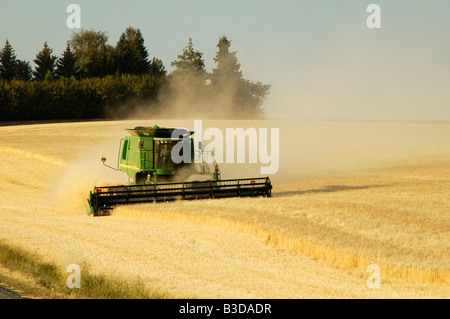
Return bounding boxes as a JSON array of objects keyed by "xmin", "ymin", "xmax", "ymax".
[
  {"xmin": 149, "ymin": 57, "xmax": 166, "ymax": 78},
  {"xmin": 211, "ymin": 36, "xmax": 270, "ymax": 117},
  {"xmin": 33, "ymin": 42, "xmax": 57, "ymax": 80},
  {"xmin": 212, "ymin": 36, "xmax": 242, "ymax": 82},
  {"xmin": 162, "ymin": 38, "xmax": 210, "ymax": 116},
  {"xmin": 85, "ymin": 41, "xmax": 115, "ymax": 77},
  {"xmin": 15, "ymin": 60, "xmax": 32, "ymax": 81},
  {"xmin": 99, "ymin": 42, "xmax": 116, "ymax": 76},
  {"xmin": 114, "ymin": 27, "xmax": 151, "ymax": 75},
  {"xmin": 0, "ymin": 40, "xmax": 17, "ymax": 81},
  {"xmin": 171, "ymin": 38, "xmax": 206, "ymax": 75},
  {"xmin": 56, "ymin": 42, "xmax": 78, "ymax": 78}
]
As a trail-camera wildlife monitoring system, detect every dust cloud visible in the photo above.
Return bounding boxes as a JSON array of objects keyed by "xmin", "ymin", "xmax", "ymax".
[
  {"xmin": 108, "ymin": 55, "xmax": 268, "ymax": 121},
  {"xmin": 65, "ymin": 119, "xmax": 450, "ymax": 187},
  {"xmin": 98, "ymin": 33, "xmax": 450, "ymax": 186},
  {"xmin": 178, "ymin": 119, "xmax": 450, "ymax": 185},
  {"xmin": 51, "ymin": 127, "xmax": 130, "ymax": 210}
]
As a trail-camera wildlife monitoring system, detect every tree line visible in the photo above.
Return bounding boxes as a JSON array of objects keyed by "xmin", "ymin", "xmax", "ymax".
[{"xmin": 0, "ymin": 27, "xmax": 270, "ymax": 121}]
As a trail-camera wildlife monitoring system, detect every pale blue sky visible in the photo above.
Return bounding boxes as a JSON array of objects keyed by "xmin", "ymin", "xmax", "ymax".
[{"xmin": 1, "ymin": 1, "xmax": 449, "ymax": 120}]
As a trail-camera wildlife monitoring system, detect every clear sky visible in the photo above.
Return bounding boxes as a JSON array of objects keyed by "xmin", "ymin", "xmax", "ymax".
[{"xmin": 1, "ymin": 0, "xmax": 449, "ymax": 120}]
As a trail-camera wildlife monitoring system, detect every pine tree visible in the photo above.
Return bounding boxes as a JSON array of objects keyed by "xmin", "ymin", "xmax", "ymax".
[
  {"xmin": 33, "ymin": 42, "xmax": 57, "ymax": 80},
  {"xmin": 171, "ymin": 38, "xmax": 206, "ymax": 75},
  {"xmin": 163, "ymin": 38, "xmax": 210, "ymax": 116},
  {"xmin": 84, "ymin": 41, "xmax": 115, "ymax": 77},
  {"xmin": 211, "ymin": 36, "xmax": 270, "ymax": 118},
  {"xmin": 97, "ymin": 42, "xmax": 115, "ymax": 77},
  {"xmin": 149, "ymin": 57, "xmax": 166, "ymax": 77},
  {"xmin": 212, "ymin": 36, "xmax": 242, "ymax": 81},
  {"xmin": 56, "ymin": 42, "xmax": 78, "ymax": 78},
  {"xmin": 15, "ymin": 60, "xmax": 32, "ymax": 81},
  {"xmin": 0, "ymin": 40, "xmax": 17, "ymax": 81},
  {"xmin": 114, "ymin": 27, "xmax": 151, "ymax": 75}
]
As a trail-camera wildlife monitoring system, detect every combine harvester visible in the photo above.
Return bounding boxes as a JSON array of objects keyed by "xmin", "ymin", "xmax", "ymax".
[{"xmin": 86, "ymin": 125, "xmax": 273, "ymax": 216}]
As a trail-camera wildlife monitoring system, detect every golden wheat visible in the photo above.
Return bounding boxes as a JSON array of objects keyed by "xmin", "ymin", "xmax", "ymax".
[
  {"xmin": 0, "ymin": 120, "xmax": 448, "ymax": 298},
  {"xmin": 0, "ymin": 146, "xmax": 69, "ymax": 168}
]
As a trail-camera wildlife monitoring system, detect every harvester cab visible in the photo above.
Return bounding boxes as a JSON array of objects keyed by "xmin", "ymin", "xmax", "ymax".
[
  {"xmin": 86, "ymin": 125, "xmax": 272, "ymax": 216},
  {"xmin": 100, "ymin": 125, "xmax": 219, "ymax": 184},
  {"xmin": 117, "ymin": 125, "xmax": 219, "ymax": 184}
]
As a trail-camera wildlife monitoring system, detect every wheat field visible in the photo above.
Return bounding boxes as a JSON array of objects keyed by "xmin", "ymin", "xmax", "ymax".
[{"xmin": 0, "ymin": 119, "xmax": 449, "ymax": 298}]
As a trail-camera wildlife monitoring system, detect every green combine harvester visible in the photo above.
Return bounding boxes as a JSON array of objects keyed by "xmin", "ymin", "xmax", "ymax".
[{"xmin": 86, "ymin": 125, "xmax": 272, "ymax": 216}]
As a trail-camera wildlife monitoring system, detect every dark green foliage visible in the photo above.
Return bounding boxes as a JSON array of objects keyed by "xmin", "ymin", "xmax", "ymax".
[
  {"xmin": 114, "ymin": 27, "xmax": 151, "ymax": 75},
  {"xmin": 86, "ymin": 42, "xmax": 115, "ymax": 78},
  {"xmin": 164, "ymin": 38, "xmax": 211, "ymax": 114},
  {"xmin": 14, "ymin": 60, "xmax": 32, "ymax": 81},
  {"xmin": 33, "ymin": 42, "xmax": 57, "ymax": 80},
  {"xmin": 56, "ymin": 43, "xmax": 78, "ymax": 78},
  {"xmin": 0, "ymin": 40, "xmax": 17, "ymax": 81},
  {"xmin": 0, "ymin": 29, "xmax": 269, "ymax": 122},
  {"xmin": 166, "ymin": 36, "xmax": 270, "ymax": 118},
  {"xmin": 69, "ymin": 29, "xmax": 113, "ymax": 78},
  {"xmin": 171, "ymin": 38, "xmax": 206, "ymax": 75},
  {"xmin": 0, "ymin": 41, "xmax": 33, "ymax": 82},
  {"xmin": 0, "ymin": 74, "xmax": 164, "ymax": 122},
  {"xmin": 149, "ymin": 57, "xmax": 166, "ymax": 78}
]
